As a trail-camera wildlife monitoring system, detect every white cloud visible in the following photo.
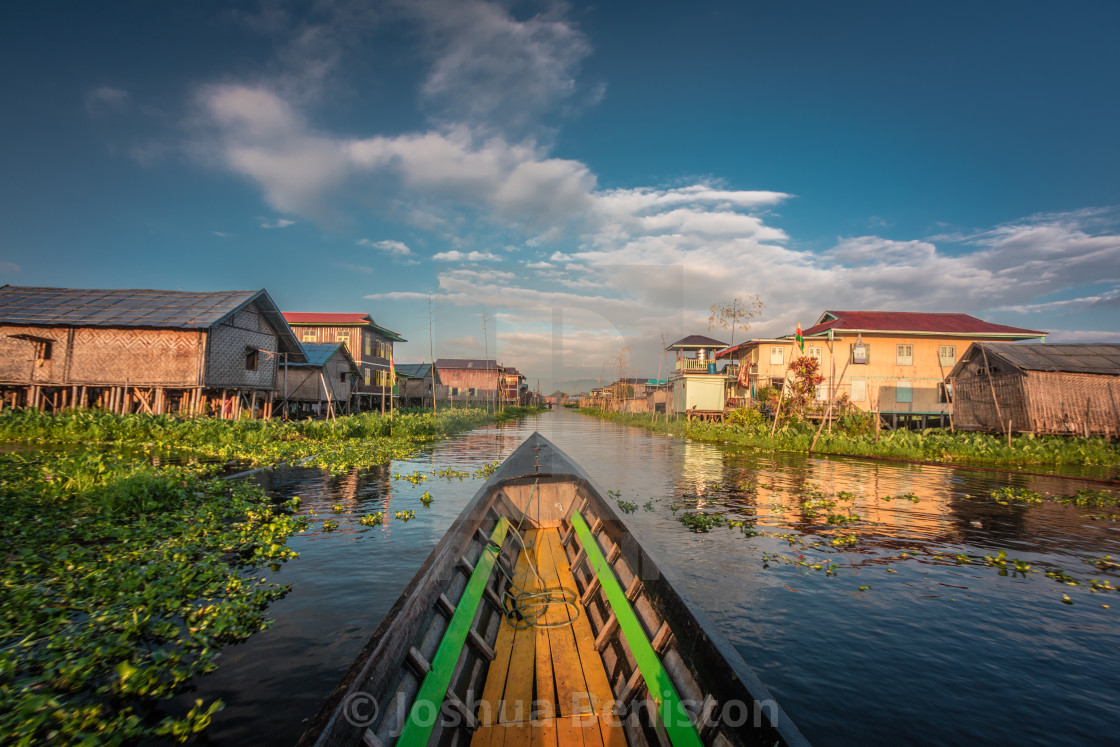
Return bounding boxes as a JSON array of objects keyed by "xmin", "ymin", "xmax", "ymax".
[
  {"xmin": 259, "ymin": 217, "xmax": 296, "ymax": 229},
  {"xmin": 359, "ymin": 238, "xmax": 412, "ymax": 256},
  {"xmin": 406, "ymin": 0, "xmax": 594, "ymax": 132},
  {"xmin": 85, "ymin": 86, "xmax": 129, "ymax": 114},
  {"xmin": 212, "ymin": 231, "xmax": 230, "ymax": 238},
  {"xmin": 432, "ymin": 250, "xmax": 500, "ymax": 262},
  {"xmin": 0, "ymin": 261, "xmax": 20, "ymax": 274}
]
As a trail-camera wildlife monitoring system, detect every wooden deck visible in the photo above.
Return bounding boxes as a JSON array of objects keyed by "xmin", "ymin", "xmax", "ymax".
[{"xmin": 471, "ymin": 528, "xmax": 626, "ymax": 747}]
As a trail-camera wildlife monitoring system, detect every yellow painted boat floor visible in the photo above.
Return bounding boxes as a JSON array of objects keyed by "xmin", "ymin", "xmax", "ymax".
[{"xmin": 471, "ymin": 528, "xmax": 626, "ymax": 747}]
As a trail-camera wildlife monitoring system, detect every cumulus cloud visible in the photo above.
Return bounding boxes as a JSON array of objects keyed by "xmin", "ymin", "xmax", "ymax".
[
  {"xmin": 0, "ymin": 261, "xmax": 21, "ymax": 274},
  {"xmin": 359, "ymin": 238, "xmax": 412, "ymax": 255},
  {"xmin": 432, "ymin": 250, "xmax": 501, "ymax": 262}
]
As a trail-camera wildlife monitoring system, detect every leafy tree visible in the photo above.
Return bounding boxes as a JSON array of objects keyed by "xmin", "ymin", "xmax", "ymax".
[
  {"xmin": 707, "ymin": 295, "xmax": 764, "ymax": 346},
  {"xmin": 788, "ymin": 355, "xmax": 826, "ymax": 411}
]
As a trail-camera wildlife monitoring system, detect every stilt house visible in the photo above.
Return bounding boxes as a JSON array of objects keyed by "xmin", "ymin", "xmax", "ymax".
[
  {"xmin": 282, "ymin": 312, "xmax": 406, "ymax": 413},
  {"xmin": 277, "ymin": 342, "xmax": 362, "ymax": 418},
  {"xmin": 434, "ymin": 359, "xmax": 500, "ymax": 407},
  {"xmin": 948, "ymin": 343, "xmax": 1120, "ymax": 436},
  {"xmin": 0, "ymin": 286, "xmax": 304, "ymax": 416}
]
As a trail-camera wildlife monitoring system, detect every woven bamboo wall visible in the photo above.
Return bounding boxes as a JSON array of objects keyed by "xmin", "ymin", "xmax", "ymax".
[
  {"xmin": 952, "ymin": 373, "xmax": 1029, "ymax": 431},
  {"xmin": 205, "ymin": 304, "xmax": 279, "ymax": 390},
  {"xmin": 0, "ymin": 326, "xmax": 69, "ymax": 384},
  {"xmin": 71, "ymin": 328, "xmax": 202, "ymax": 385},
  {"xmin": 1022, "ymin": 371, "xmax": 1120, "ymax": 436},
  {"xmin": 0, "ymin": 325, "xmax": 203, "ymax": 386}
]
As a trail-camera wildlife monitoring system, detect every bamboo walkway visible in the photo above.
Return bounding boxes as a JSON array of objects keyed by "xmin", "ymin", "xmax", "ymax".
[{"xmin": 471, "ymin": 528, "xmax": 626, "ymax": 747}]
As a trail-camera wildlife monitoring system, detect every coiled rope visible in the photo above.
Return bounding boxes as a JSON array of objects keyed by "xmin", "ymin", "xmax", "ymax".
[{"xmin": 486, "ymin": 478, "xmax": 580, "ymax": 630}]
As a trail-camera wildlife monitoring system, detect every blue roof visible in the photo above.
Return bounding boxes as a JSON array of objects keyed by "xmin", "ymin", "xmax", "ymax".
[{"xmin": 289, "ymin": 342, "xmax": 358, "ymax": 371}]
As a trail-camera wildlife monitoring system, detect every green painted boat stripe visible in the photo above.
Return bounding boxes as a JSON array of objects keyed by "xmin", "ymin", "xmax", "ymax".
[
  {"xmin": 570, "ymin": 510, "xmax": 704, "ymax": 747},
  {"xmin": 397, "ymin": 517, "xmax": 509, "ymax": 747}
]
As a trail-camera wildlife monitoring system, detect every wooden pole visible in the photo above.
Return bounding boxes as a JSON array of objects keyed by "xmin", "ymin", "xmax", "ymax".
[
  {"xmin": 1085, "ymin": 397, "xmax": 1092, "ymax": 438},
  {"xmin": 979, "ymin": 344, "xmax": 1006, "ymax": 436},
  {"xmin": 809, "ymin": 357, "xmax": 851, "ymax": 453}
]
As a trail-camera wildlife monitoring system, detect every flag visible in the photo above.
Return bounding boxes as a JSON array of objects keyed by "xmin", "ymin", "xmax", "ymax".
[
  {"xmin": 389, "ymin": 351, "xmax": 396, "ymax": 394},
  {"xmin": 795, "ymin": 322, "xmax": 804, "ymax": 352}
]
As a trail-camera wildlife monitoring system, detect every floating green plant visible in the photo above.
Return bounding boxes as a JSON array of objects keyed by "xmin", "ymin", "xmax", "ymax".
[
  {"xmin": 395, "ymin": 510, "xmax": 415, "ymax": 521},
  {"xmin": 359, "ymin": 512, "xmax": 384, "ymax": 526},
  {"xmin": 332, "ymin": 503, "xmax": 345, "ymax": 512},
  {"xmin": 616, "ymin": 499, "xmax": 639, "ymax": 514},
  {"xmin": 322, "ymin": 519, "xmax": 339, "ymax": 531},
  {"xmin": 679, "ymin": 512, "xmax": 724, "ymax": 532},
  {"xmin": 434, "ymin": 466, "xmax": 470, "ymax": 480},
  {"xmin": 420, "ymin": 492, "xmax": 433, "ymax": 508},
  {"xmin": 989, "ymin": 486, "xmax": 1045, "ymax": 505}
]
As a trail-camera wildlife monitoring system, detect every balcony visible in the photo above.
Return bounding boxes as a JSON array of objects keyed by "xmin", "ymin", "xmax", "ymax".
[{"xmin": 675, "ymin": 358, "xmax": 719, "ymax": 374}]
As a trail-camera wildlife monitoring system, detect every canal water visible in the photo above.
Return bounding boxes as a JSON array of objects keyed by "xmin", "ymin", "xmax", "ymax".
[{"xmin": 179, "ymin": 410, "xmax": 1120, "ymax": 745}]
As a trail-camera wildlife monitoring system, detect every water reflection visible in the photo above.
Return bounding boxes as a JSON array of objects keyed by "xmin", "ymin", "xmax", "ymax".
[{"xmin": 183, "ymin": 410, "xmax": 1120, "ymax": 746}]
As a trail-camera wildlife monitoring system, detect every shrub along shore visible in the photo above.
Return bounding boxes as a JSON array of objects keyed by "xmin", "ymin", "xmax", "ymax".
[
  {"xmin": 0, "ymin": 406, "xmax": 544, "ymax": 744},
  {"xmin": 578, "ymin": 407, "xmax": 1120, "ymax": 469}
]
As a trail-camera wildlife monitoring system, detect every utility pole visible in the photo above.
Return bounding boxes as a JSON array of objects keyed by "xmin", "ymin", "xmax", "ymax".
[
  {"xmin": 481, "ymin": 309, "xmax": 491, "ymax": 414},
  {"xmin": 428, "ymin": 296, "xmax": 437, "ymax": 414}
]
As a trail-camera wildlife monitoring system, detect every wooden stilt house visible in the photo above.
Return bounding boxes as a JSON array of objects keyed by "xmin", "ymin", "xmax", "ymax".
[
  {"xmin": 948, "ymin": 343, "xmax": 1120, "ymax": 436},
  {"xmin": 277, "ymin": 342, "xmax": 362, "ymax": 418},
  {"xmin": 0, "ymin": 286, "xmax": 305, "ymax": 417}
]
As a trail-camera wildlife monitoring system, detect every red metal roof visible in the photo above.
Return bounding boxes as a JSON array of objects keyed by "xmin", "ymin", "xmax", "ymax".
[
  {"xmin": 801, "ymin": 311, "xmax": 1046, "ymax": 338},
  {"xmin": 282, "ymin": 312, "xmax": 372, "ymax": 325}
]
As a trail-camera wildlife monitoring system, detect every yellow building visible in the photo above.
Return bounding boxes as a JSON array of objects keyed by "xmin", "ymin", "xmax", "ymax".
[
  {"xmin": 666, "ymin": 334, "xmax": 730, "ymax": 415},
  {"xmin": 718, "ymin": 311, "xmax": 1046, "ymax": 423}
]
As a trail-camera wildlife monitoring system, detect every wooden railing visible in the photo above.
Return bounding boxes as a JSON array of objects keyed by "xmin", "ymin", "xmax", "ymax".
[{"xmin": 675, "ymin": 358, "xmax": 715, "ymax": 373}]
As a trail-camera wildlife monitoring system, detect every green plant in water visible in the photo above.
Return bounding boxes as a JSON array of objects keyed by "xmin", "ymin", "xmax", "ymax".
[
  {"xmin": 989, "ymin": 486, "xmax": 1045, "ymax": 505},
  {"xmin": 395, "ymin": 510, "xmax": 415, "ymax": 521},
  {"xmin": 616, "ymin": 500, "xmax": 638, "ymax": 514},
  {"xmin": 420, "ymin": 492, "xmax": 433, "ymax": 508},
  {"xmin": 332, "ymin": 503, "xmax": 345, "ymax": 512},
  {"xmin": 679, "ymin": 512, "xmax": 724, "ymax": 532},
  {"xmin": 474, "ymin": 460, "xmax": 502, "ymax": 479},
  {"xmin": 359, "ymin": 512, "xmax": 385, "ymax": 526},
  {"xmin": 322, "ymin": 519, "xmax": 339, "ymax": 531}
]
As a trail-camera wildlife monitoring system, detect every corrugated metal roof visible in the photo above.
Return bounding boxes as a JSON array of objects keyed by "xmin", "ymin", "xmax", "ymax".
[
  {"xmin": 975, "ymin": 343, "xmax": 1120, "ymax": 375},
  {"xmin": 803, "ymin": 311, "xmax": 1045, "ymax": 338},
  {"xmin": 285, "ymin": 342, "xmax": 359, "ymax": 372},
  {"xmin": 435, "ymin": 358, "xmax": 499, "ymax": 369},
  {"xmin": 665, "ymin": 334, "xmax": 728, "ymax": 350},
  {"xmin": 0, "ymin": 285, "xmax": 307, "ymax": 362},
  {"xmin": 396, "ymin": 363, "xmax": 432, "ymax": 378},
  {"xmin": 282, "ymin": 311, "xmax": 406, "ymax": 341},
  {"xmin": 0, "ymin": 286, "xmax": 260, "ymax": 328}
]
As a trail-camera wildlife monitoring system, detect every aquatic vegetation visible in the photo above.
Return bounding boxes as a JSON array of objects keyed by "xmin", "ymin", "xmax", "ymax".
[
  {"xmin": 420, "ymin": 491, "xmax": 433, "ymax": 507},
  {"xmin": 989, "ymin": 486, "xmax": 1045, "ymax": 505},
  {"xmin": 615, "ymin": 499, "xmax": 639, "ymax": 514},
  {"xmin": 332, "ymin": 503, "xmax": 345, "ymax": 512},
  {"xmin": 359, "ymin": 512, "xmax": 385, "ymax": 526},
  {"xmin": 395, "ymin": 510, "xmax": 416, "ymax": 521},
  {"xmin": 434, "ymin": 466, "xmax": 470, "ymax": 480},
  {"xmin": 322, "ymin": 520, "xmax": 339, "ymax": 531},
  {"xmin": 679, "ymin": 512, "xmax": 724, "ymax": 532},
  {"xmin": 642, "ymin": 500, "xmax": 655, "ymax": 511},
  {"xmin": 1055, "ymin": 489, "xmax": 1120, "ymax": 508},
  {"xmin": 879, "ymin": 492, "xmax": 920, "ymax": 503},
  {"xmin": 827, "ymin": 513, "xmax": 861, "ymax": 526},
  {"xmin": 0, "ymin": 451, "xmax": 303, "ymax": 743},
  {"xmin": 577, "ymin": 407, "xmax": 1120, "ymax": 468},
  {"xmin": 473, "ymin": 460, "xmax": 502, "ymax": 479},
  {"xmin": 1087, "ymin": 555, "xmax": 1119, "ymax": 571},
  {"xmin": 395, "ymin": 471, "xmax": 427, "ymax": 485}
]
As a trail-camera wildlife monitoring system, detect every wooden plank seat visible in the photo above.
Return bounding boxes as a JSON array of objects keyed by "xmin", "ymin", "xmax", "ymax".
[{"xmin": 472, "ymin": 528, "xmax": 625, "ymax": 747}]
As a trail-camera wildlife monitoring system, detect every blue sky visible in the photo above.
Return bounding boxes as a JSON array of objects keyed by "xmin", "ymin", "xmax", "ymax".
[{"xmin": 2, "ymin": 1, "xmax": 1118, "ymax": 391}]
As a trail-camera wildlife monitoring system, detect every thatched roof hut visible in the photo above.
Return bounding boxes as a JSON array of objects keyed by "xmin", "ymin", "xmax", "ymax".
[{"xmin": 948, "ymin": 343, "xmax": 1120, "ymax": 436}]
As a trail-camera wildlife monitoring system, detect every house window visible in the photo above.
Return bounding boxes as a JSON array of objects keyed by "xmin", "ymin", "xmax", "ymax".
[
  {"xmin": 808, "ymin": 346, "xmax": 822, "ymax": 362},
  {"xmin": 364, "ymin": 338, "xmax": 371, "ymax": 356},
  {"xmin": 770, "ymin": 346, "xmax": 784, "ymax": 365},
  {"xmin": 851, "ymin": 343, "xmax": 869, "ymax": 364},
  {"xmin": 340, "ymin": 372, "xmax": 348, "ymax": 383},
  {"xmin": 896, "ymin": 381, "xmax": 913, "ymax": 403},
  {"xmin": 450, "ymin": 387, "xmax": 460, "ymax": 396},
  {"xmin": 850, "ymin": 379, "xmax": 867, "ymax": 402},
  {"xmin": 36, "ymin": 340, "xmax": 52, "ymax": 361},
  {"xmin": 302, "ymin": 332, "xmax": 316, "ymax": 342},
  {"xmin": 896, "ymin": 344, "xmax": 913, "ymax": 366},
  {"xmin": 938, "ymin": 345, "xmax": 956, "ymax": 367},
  {"xmin": 938, "ymin": 382, "xmax": 953, "ymax": 403},
  {"xmin": 337, "ymin": 333, "xmax": 350, "ymax": 344},
  {"xmin": 364, "ymin": 368, "xmax": 371, "ymax": 386},
  {"xmin": 245, "ymin": 349, "xmax": 259, "ymax": 370},
  {"xmin": 468, "ymin": 387, "xmax": 477, "ymax": 396}
]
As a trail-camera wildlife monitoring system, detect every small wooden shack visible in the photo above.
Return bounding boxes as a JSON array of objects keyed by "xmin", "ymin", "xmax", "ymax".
[
  {"xmin": 434, "ymin": 359, "xmax": 501, "ymax": 406},
  {"xmin": 278, "ymin": 342, "xmax": 362, "ymax": 418},
  {"xmin": 396, "ymin": 363, "xmax": 446, "ymax": 408},
  {"xmin": 948, "ymin": 343, "xmax": 1120, "ymax": 436},
  {"xmin": 0, "ymin": 285, "xmax": 305, "ymax": 416}
]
